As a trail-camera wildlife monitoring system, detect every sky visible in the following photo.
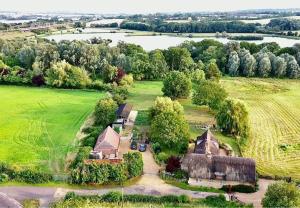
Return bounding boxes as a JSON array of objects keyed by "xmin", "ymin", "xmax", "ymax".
[{"xmin": 1, "ymin": 0, "xmax": 300, "ymax": 14}]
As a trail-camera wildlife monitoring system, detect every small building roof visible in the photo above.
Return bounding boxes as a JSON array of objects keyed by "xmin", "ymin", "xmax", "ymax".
[
  {"xmin": 94, "ymin": 126, "xmax": 120, "ymax": 152},
  {"xmin": 194, "ymin": 130, "xmax": 220, "ymax": 155},
  {"xmin": 116, "ymin": 103, "xmax": 133, "ymax": 119},
  {"xmin": 181, "ymin": 153, "xmax": 256, "ymax": 183}
]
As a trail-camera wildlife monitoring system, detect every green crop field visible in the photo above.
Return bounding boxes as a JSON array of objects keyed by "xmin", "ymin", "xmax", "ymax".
[
  {"xmin": 222, "ymin": 78, "xmax": 300, "ymax": 179},
  {"xmin": 0, "ymin": 85, "xmax": 104, "ymax": 173}
]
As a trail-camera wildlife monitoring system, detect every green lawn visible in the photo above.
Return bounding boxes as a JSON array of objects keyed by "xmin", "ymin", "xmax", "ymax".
[
  {"xmin": 0, "ymin": 85, "xmax": 104, "ymax": 173},
  {"xmin": 221, "ymin": 78, "xmax": 300, "ymax": 179},
  {"xmin": 128, "ymin": 81, "xmax": 239, "ymax": 154}
]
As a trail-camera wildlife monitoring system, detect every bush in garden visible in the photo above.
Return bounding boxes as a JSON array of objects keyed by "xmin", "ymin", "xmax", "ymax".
[
  {"xmin": 123, "ymin": 152, "xmax": 143, "ymax": 178},
  {"xmin": 108, "ymin": 163, "xmax": 127, "ymax": 184},
  {"xmin": 32, "ymin": 74, "xmax": 45, "ymax": 86},
  {"xmin": 220, "ymin": 184, "xmax": 256, "ymax": 193},
  {"xmin": 166, "ymin": 156, "xmax": 181, "ymax": 173},
  {"xmin": 152, "ymin": 142, "xmax": 161, "ymax": 154},
  {"xmin": 156, "ymin": 152, "xmax": 169, "ymax": 163},
  {"xmin": 119, "ymin": 74, "xmax": 134, "ymax": 86}
]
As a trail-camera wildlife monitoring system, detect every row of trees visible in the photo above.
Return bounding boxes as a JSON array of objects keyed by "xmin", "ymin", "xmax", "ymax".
[
  {"xmin": 227, "ymin": 46, "xmax": 300, "ymax": 78},
  {"xmin": 0, "ymin": 37, "xmax": 299, "ymax": 91},
  {"xmin": 121, "ymin": 20, "xmax": 257, "ymax": 33}
]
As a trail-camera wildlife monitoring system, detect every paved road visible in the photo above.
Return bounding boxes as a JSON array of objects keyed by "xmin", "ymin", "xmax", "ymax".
[
  {"xmin": 0, "ymin": 150, "xmax": 218, "ymax": 207},
  {"xmin": 0, "ymin": 192, "xmax": 22, "ymax": 208},
  {"xmin": 236, "ymin": 179, "xmax": 275, "ymax": 208},
  {"xmin": 0, "ymin": 183, "xmax": 219, "ymax": 207}
]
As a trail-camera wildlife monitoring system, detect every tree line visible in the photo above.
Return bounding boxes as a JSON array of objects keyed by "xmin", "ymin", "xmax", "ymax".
[{"xmin": 0, "ymin": 37, "xmax": 299, "ymax": 91}]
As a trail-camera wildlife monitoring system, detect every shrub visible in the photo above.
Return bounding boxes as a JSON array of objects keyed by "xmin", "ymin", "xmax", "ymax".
[
  {"xmin": 156, "ymin": 152, "xmax": 169, "ymax": 163},
  {"xmin": 89, "ymin": 80, "xmax": 106, "ymax": 90},
  {"xmin": 119, "ymin": 74, "xmax": 134, "ymax": 86},
  {"xmin": 262, "ymin": 181, "xmax": 300, "ymax": 208},
  {"xmin": 203, "ymin": 194, "xmax": 227, "ymax": 207},
  {"xmin": 173, "ymin": 170, "xmax": 189, "ymax": 180},
  {"xmin": 32, "ymin": 74, "xmax": 45, "ymax": 86},
  {"xmin": 64, "ymin": 192, "xmax": 77, "ymax": 200},
  {"xmin": 166, "ymin": 156, "xmax": 181, "ymax": 173},
  {"xmin": 123, "ymin": 152, "xmax": 143, "ymax": 178},
  {"xmin": 101, "ymin": 191, "xmax": 122, "ymax": 202},
  {"xmin": 0, "ymin": 173, "xmax": 9, "ymax": 183},
  {"xmin": 16, "ymin": 169, "xmax": 53, "ymax": 184},
  {"xmin": 220, "ymin": 184, "xmax": 256, "ymax": 193},
  {"xmin": 152, "ymin": 142, "xmax": 161, "ymax": 154}
]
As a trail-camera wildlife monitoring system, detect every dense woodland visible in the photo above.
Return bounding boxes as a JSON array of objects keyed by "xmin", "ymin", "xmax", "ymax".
[{"xmin": 119, "ymin": 18, "xmax": 300, "ymax": 34}]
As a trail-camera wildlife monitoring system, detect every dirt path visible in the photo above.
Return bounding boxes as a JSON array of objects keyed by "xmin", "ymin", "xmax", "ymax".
[{"xmin": 235, "ymin": 179, "xmax": 275, "ymax": 208}]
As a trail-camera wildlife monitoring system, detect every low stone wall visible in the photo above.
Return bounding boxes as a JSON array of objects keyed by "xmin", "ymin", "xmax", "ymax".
[{"xmin": 188, "ymin": 178, "xmax": 253, "ymax": 189}]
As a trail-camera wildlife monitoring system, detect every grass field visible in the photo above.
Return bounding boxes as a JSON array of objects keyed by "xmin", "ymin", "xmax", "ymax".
[
  {"xmin": 0, "ymin": 86, "xmax": 104, "ymax": 173},
  {"xmin": 221, "ymin": 78, "xmax": 300, "ymax": 179},
  {"xmin": 128, "ymin": 81, "xmax": 239, "ymax": 154}
]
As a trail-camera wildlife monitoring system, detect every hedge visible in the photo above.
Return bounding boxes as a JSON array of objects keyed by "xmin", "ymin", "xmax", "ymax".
[
  {"xmin": 0, "ymin": 162, "xmax": 53, "ymax": 184},
  {"xmin": 64, "ymin": 191, "xmax": 191, "ymax": 204},
  {"xmin": 220, "ymin": 184, "xmax": 257, "ymax": 193},
  {"xmin": 70, "ymin": 152, "xmax": 143, "ymax": 184}
]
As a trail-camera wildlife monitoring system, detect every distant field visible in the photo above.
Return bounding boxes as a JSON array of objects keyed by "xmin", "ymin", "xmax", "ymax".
[
  {"xmin": 222, "ymin": 78, "xmax": 300, "ymax": 179},
  {"xmin": 0, "ymin": 31, "xmax": 35, "ymax": 40},
  {"xmin": 0, "ymin": 86, "xmax": 103, "ymax": 173},
  {"xmin": 128, "ymin": 81, "xmax": 239, "ymax": 154}
]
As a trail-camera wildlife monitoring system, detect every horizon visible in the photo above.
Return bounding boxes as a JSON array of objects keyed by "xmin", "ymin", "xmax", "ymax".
[{"xmin": 1, "ymin": 0, "xmax": 300, "ymax": 14}]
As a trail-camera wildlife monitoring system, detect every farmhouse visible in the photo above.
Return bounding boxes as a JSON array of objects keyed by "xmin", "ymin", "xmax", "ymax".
[
  {"xmin": 90, "ymin": 126, "xmax": 120, "ymax": 159},
  {"xmin": 182, "ymin": 130, "xmax": 256, "ymax": 183}
]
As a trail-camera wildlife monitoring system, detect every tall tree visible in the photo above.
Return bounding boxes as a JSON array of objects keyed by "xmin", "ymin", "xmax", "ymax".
[
  {"xmin": 162, "ymin": 71, "xmax": 192, "ymax": 99},
  {"xmin": 205, "ymin": 59, "xmax": 222, "ymax": 82},
  {"xmin": 227, "ymin": 51, "xmax": 240, "ymax": 76},
  {"xmin": 192, "ymin": 80, "xmax": 228, "ymax": 111},
  {"xmin": 216, "ymin": 99, "xmax": 250, "ymax": 140}
]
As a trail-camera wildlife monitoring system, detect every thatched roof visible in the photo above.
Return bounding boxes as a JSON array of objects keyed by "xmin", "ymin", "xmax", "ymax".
[
  {"xmin": 116, "ymin": 103, "xmax": 133, "ymax": 119},
  {"xmin": 94, "ymin": 126, "xmax": 120, "ymax": 152},
  {"xmin": 181, "ymin": 153, "xmax": 256, "ymax": 183},
  {"xmin": 194, "ymin": 130, "xmax": 220, "ymax": 155}
]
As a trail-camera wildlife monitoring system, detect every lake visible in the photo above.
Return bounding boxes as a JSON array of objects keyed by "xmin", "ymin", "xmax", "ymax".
[{"xmin": 46, "ymin": 29, "xmax": 300, "ymax": 51}]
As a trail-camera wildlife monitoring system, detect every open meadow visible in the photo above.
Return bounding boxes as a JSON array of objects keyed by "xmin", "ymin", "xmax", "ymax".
[
  {"xmin": 0, "ymin": 86, "xmax": 103, "ymax": 173},
  {"xmin": 221, "ymin": 78, "xmax": 300, "ymax": 179}
]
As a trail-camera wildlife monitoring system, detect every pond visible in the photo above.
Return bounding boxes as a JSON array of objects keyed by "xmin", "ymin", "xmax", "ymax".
[{"xmin": 46, "ymin": 28, "xmax": 300, "ymax": 51}]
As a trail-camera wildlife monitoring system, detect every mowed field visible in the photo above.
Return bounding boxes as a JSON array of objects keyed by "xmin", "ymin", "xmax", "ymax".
[
  {"xmin": 221, "ymin": 78, "xmax": 300, "ymax": 179},
  {"xmin": 0, "ymin": 86, "xmax": 103, "ymax": 173}
]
